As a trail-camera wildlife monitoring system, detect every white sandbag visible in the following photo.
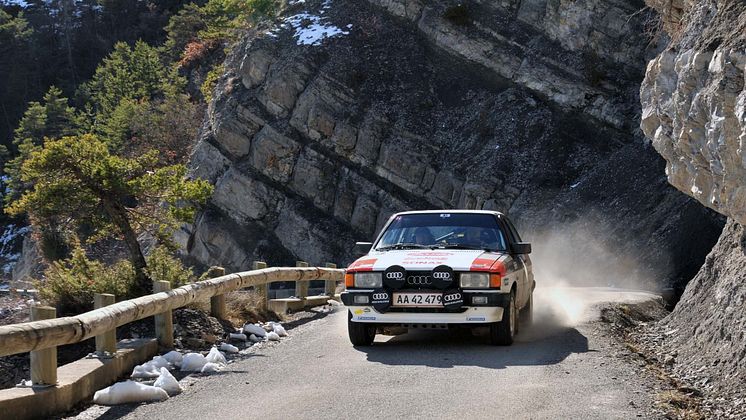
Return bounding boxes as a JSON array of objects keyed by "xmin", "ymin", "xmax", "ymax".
[
  {"xmin": 180, "ymin": 353, "xmax": 207, "ymax": 372},
  {"xmin": 162, "ymin": 351, "xmax": 183, "ymax": 368},
  {"xmin": 206, "ymin": 347, "xmax": 227, "ymax": 366},
  {"xmin": 229, "ymin": 333, "xmax": 247, "ymax": 341},
  {"xmin": 272, "ymin": 324, "xmax": 288, "ymax": 337},
  {"xmin": 153, "ymin": 367, "xmax": 182, "ymax": 396},
  {"xmin": 131, "ymin": 361, "xmax": 160, "ymax": 379},
  {"xmin": 200, "ymin": 362, "xmax": 222, "ymax": 374},
  {"xmin": 243, "ymin": 323, "xmax": 266, "ymax": 337},
  {"xmin": 266, "ymin": 331, "xmax": 280, "ymax": 341},
  {"xmin": 150, "ymin": 355, "xmax": 171, "ymax": 369},
  {"xmin": 219, "ymin": 343, "xmax": 239, "ymax": 353},
  {"xmin": 93, "ymin": 380, "xmax": 169, "ymax": 405},
  {"xmin": 249, "ymin": 334, "xmax": 263, "ymax": 343}
]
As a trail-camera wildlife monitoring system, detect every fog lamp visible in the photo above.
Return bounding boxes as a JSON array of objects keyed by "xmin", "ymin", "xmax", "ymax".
[
  {"xmin": 472, "ymin": 296, "xmax": 488, "ymax": 305},
  {"xmin": 353, "ymin": 295, "xmax": 370, "ymax": 304}
]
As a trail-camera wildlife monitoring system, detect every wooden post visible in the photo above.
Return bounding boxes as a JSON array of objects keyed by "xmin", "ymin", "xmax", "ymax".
[
  {"xmin": 253, "ymin": 261, "xmax": 269, "ymax": 310},
  {"xmin": 324, "ymin": 263, "xmax": 337, "ymax": 296},
  {"xmin": 30, "ymin": 306, "xmax": 57, "ymax": 386},
  {"xmin": 153, "ymin": 281, "xmax": 174, "ymax": 349},
  {"xmin": 208, "ymin": 267, "xmax": 226, "ymax": 319},
  {"xmin": 94, "ymin": 294, "xmax": 117, "ymax": 354},
  {"xmin": 295, "ymin": 261, "xmax": 309, "ymax": 299}
]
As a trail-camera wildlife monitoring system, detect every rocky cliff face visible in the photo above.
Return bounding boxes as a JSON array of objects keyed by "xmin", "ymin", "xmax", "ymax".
[
  {"xmin": 179, "ymin": 0, "xmax": 723, "ymax": 290},
  {"xmin": 640, "ymin": 0, "xmax": 746, "ymax": 404},
  {"xmin": 641, "ymin": 0, "xmax": 746, "ymax": 225}
]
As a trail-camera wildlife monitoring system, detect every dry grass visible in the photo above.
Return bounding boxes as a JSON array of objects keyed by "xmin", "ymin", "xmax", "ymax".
[
  {"xmin": 623, "ymin": 340, "xmax": 705, "ymax": 419},
  {"xmin": 656, "ymin": 390, "xmax": 704, "ymax": 420},
  {"xmin": 225, "ymin": 290, "xmax": 281, "ymax": 326},
  {"xmin": 182, "ymin": 289, "xmax": 281, "ymax": 328}
]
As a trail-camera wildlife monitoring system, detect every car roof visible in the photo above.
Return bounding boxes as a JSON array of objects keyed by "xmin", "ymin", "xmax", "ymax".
[{"xmin": 392, "ymin": 209, "xmax": 506, "ymax": 217}]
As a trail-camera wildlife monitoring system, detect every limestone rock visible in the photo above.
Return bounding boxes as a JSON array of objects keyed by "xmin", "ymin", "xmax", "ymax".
[{"xmin": 180, "ymin": 0, "xmax": 722, "ymax": 293}]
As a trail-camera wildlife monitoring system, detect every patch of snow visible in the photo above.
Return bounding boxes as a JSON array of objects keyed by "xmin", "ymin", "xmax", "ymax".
[
  {"xmin": 570, "ymin": 181, "xmax": 582, "ymax": 189},
  {"xmin": 162, "ymin": 350, "xmax": 183, "ymax": 368},
  {"xmin": 150, "ymin": 355, "xmax": 171, "ymax": 369},
  {"xmin": 205, "ymin": 347, "xmax": 227, "ymax": 365},
  {"xmin": 282, "ymin": 6, "xmax": 350, "ymax": 46},
  {"xmin": 200, "ymin": 362, "xmax": 222, "ymax": 374},
  {"xmin": 153, "ymin": 367, "xmax": 182, "ymax": 396},
  {"xmin": 93, "ymin": 380, "xmax": 169, "ymax": 405},
  {"xmin": 327, "ymin": 299, "xmax": 341, "ymax": 306},
  {"xmin": 243, "ymin": 323, "xmax": 266, "ymax": 337},
  {"xmin": 219, "ymin": 343, "xmax": 239, "ymax": 353},
  {"xmin": 180, "ymin": 353, "xmax": 207, "ymax": 372},
  {"xmin": 131, "ymin": 361, "xmax": 161, "ymax": 379},
  {"xmin": 229, "ymin": 333, "xmax": 247, "ymax": 341},
  {"xmin": 272, "ymin": 323, "xmax": 288, "ymax": 337},
  {"xmin": 266, "ymin": 331, "xmax": 280, "ymax": 341},
  {"xmin": 16, "ymin": 379, "xmax": 32, "ymax": 387}
]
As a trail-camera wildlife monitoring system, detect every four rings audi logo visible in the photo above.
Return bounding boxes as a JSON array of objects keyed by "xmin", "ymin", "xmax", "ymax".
[
  {"xmin": 386, "ymin": 272, "xmax": 404, "ymax": 279},
  {"xmin": 407, "ymin": 275, "xmax": 432, "ymax": 285},
  {"xmin": 372, "ymin": 293, "xmax": 389, "ymax": 300},
  {"xmin": 432, "ymin": 272, "xmax": 451, "ymax": 279}
]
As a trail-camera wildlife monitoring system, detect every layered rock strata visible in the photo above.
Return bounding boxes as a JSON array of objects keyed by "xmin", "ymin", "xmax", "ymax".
[{"xmin": 179, "ymin": 0, "xmax": 722, "ymax": 290}]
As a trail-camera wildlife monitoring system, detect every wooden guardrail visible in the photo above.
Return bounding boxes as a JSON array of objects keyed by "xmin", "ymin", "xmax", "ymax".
[{"xmin": 0, "ymin": 265, "xmax": 344, "ymax": 359}]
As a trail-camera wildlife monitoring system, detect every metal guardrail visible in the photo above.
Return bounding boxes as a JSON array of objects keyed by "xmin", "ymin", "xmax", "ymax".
[{"xmin": 0, "ymin": 263, "xmax": 344, "ymax": 386}]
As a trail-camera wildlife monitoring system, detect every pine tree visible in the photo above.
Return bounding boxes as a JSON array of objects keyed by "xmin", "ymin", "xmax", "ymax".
[
  {"xmin": 6, "ymin": 133, "xmax": 213, "ymax": 295},
  {"xmin": 5, "ymin": 86, "xmax": 81, "ymax": 200}
]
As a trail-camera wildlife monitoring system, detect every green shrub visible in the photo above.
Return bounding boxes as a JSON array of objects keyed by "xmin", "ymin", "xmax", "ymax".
[
  {"xmin": 37, "ymin": 247, "xmax": 135, "ymax": 315},
  {"xmin": 37, "ymin": 246, "xmax": 195, "ymax": 315},
  {"xmin": 145, "ymin": 246, "xmax": 196, "ymax": 288},
  {"xmin": 200, "ymin": 64, "xmax": 224, "ymax": 104}
]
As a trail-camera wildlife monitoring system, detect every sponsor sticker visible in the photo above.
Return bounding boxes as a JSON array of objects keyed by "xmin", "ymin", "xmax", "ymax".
[
  {"xmin": 358, "ymin": 316, "xmax": 376, "ymax": 320},
  {"xmin": 467, "ymin": 317, "xmax": 486, "ymax": 321},
  {"xmin": 354, "ymin": 309, "xmax": 364, "ymax": 315}
]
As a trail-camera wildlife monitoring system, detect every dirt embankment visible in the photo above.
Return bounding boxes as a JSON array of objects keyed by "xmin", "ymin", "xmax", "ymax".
[{"xmin": 601, "ymin": 296, "xmax": 746, "ymax": 419}]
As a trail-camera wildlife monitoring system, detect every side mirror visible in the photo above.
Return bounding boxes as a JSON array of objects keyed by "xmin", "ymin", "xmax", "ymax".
[
  {"xmin": 511, "ymin": 242, "xmax": 532, "ymax": 255},
  {"xmin": 354, "ymin": 242, "xmax": 373, "ymax": 256}
]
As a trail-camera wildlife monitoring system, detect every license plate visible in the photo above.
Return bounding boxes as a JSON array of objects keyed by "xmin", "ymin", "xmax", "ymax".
[{"xmin": 392, "ymin": 292, "xmax": 443, "ymax": 308}]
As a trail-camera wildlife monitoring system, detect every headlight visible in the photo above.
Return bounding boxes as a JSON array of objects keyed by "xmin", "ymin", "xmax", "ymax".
[
  {"xmin": 354, "ymin": 272, "xmax": 382, "ymax": 288},
  {"xmin": 460, "ymin": 272, "xmax": 490, "ymax": 288}
]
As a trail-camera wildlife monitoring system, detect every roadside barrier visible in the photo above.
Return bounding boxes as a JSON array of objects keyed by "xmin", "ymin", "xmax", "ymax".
[{"xmin": 0, "ymin": 263, "xmax": 344, "ymax": 384}]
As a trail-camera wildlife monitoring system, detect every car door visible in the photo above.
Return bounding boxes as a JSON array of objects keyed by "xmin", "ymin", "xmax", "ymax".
[{"xmin": 500, "ymin": 216, "xmax": 529, "ymax": 308}]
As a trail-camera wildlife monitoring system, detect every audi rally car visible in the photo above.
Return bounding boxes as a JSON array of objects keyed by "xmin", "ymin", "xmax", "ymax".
[{"xmin": 341, "ymin": 210, "xmax": 535, "ymax": 346}]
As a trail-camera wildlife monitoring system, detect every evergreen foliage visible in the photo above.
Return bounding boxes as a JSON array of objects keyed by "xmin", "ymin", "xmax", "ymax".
[{"xmin": 6, "ymin": 134, "xmax": 213, "ymax": 294}]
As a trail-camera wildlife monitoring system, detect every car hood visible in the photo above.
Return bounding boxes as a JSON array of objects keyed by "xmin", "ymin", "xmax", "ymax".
[{"xmin": 348, "ymin": 249, "xmax": 507, "ymax": 272}]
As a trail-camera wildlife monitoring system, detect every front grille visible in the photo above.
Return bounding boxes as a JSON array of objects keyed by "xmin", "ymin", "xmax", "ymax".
[{"xmin": 401, "ymin": 271, "xmax": 433, "ymax": 290}]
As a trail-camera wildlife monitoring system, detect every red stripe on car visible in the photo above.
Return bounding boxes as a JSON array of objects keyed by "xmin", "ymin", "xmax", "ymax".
[
  {"xmin": 347, "ymin": 258, "xmax": 377, "ymax": 272},
  {"xmin": 470, "ymin": 255, "xmax": 506, "ymax": 275}
]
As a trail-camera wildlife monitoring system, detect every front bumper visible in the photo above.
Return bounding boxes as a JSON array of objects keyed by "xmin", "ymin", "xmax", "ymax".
[
  {"xmin": 342, "ymin": 290, "xmax": 506, "ymax": 325},
  {"xmin": 347, "ymin": 305, "xmax": 504, "ymax": 324}
]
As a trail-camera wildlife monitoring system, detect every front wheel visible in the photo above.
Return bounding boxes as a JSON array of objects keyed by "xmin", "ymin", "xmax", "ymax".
[
  {"xmin": 489, "ymin": 291, "xmax": 516, "ymax": 346},
  {"xmin": 348, "ymin": 312, "xmax": 376, "ymax": 346}
]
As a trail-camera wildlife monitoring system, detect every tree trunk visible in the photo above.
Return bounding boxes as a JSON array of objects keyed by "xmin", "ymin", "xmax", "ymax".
[{"xmin": 101, "ymin": 198, "xmax": 151, "ymax": 295}]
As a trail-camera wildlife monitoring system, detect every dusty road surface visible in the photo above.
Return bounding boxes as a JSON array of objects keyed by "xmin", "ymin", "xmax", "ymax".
[{"xmin": 81, "ymin": 288, "xmax": 664, "ymax": 420}]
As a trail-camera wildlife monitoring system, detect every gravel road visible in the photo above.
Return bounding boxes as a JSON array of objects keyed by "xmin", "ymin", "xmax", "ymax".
[{"xmin": 76, "ymin": 288, "xmax": 664, "ymax": 420}]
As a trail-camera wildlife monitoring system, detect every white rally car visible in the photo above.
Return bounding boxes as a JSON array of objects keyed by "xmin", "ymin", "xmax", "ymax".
[{"xmin": 341, "ymin": 210, "xmax": 535, "ymax": 346}]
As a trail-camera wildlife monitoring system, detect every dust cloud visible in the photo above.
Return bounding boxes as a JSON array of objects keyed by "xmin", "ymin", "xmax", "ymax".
[{"xmin": 519, "ymin": 222, "xmax": 663, "ymax": 340}]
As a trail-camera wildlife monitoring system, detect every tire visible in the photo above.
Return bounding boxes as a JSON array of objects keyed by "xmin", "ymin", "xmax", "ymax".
[
  {"xmin": 489, "ymin": 291, "xmax": 516, "ymax": 346},
  {"xmin": 520, "ymin": 292, "xmax": 533, "ymax": 327},
  {"xmin": 348, "ymin": 312, "xmax": 376, "ymax": 346}
]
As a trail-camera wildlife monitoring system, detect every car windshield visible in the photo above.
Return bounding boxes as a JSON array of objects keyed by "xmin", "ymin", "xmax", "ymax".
[{"xmin": 375, "ymin": 213, "xmax": 508, "ymax": 252}]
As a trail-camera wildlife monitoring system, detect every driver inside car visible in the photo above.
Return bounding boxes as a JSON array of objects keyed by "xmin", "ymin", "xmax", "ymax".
[
  {"xmin": 461, "ymin": 226, "xmax": 484, "ymax": 248},
  {"xmin": 413, "ymin": 227, "xmax": 434, "ymax": 245}
]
